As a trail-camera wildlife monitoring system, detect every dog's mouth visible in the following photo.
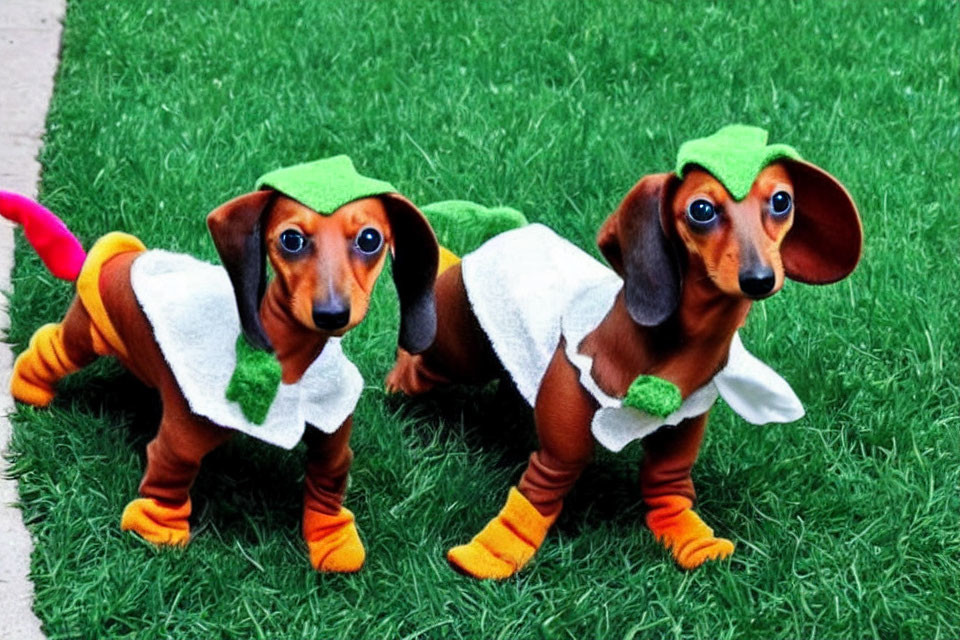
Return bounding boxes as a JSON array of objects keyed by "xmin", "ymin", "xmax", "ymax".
[
  {"xmin": 313, "ymin": 325, "xmax": 351, "ymax": 337},
  {"xmin": 741, "ymin": 289, "xmax": 777, "ymax": 301},
  {"xmin": 738, "ymin": 281, "xmax": 782, "ymax": 301}
]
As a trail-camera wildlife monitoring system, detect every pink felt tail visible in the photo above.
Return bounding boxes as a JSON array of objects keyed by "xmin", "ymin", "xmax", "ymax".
[{"xmin": 0, "ymin": 191, "xmax": 86, "ymax": 281}]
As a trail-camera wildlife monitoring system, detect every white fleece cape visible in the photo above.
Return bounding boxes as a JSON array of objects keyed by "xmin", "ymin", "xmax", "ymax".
[
  {"xmin": 129, "ymin": 250, "xmax": 364, "ymax": 450},
  {"xmin": 460, "ymin": 224, "xmax": 805, "ymax": 453}
]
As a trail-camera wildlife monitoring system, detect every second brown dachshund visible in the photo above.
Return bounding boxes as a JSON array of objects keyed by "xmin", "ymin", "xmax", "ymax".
[{"xmin": 386, "ymin": 125, "xmax": 863, "ymax": 579}]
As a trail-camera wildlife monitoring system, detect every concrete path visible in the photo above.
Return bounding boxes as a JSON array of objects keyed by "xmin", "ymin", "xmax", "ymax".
[{"xmin": 0, "ymin": 1, "xmax": 67, "ymax": 638}]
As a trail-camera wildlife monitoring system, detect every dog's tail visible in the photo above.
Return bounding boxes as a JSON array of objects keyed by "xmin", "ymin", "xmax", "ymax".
[
  {"xmin": 0, "ymin": 191, "xmax": 86, "ymax": 281},
  {"xmin": 421, "ymin": 200, "xmax": 528, "ymax": 275}
]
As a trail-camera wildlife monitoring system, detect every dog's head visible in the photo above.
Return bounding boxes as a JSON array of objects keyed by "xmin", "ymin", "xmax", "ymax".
[
  {"xmin": 597, "ymin": 135, "xmax": 862, "ymax": 326},
  {"xmin": 206, "ymin": 173, "xmax": 438, "ymax": 354}
]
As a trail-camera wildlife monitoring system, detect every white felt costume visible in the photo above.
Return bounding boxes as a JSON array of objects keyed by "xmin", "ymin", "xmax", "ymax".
[
  {"xmin": 130, "ymin": 250, "xmax": 364, "ymax": 450},
  {"xmin": 460, "ymin": 224, "xmax": 805, "ymax": 453}
]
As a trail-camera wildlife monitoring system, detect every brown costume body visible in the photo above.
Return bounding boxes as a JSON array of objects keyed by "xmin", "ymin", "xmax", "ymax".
[
  {"xmin": 388, "ymin": 162, "xmax": 862, "ymax": 578},
  {"xmin": 49, "ymin": 253, "xmax": 353, "ymax": 518}
]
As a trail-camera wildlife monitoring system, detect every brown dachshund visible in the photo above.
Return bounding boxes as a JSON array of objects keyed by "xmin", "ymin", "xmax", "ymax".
[
  {"xmin": 386, "ymin": 129, "xmax": 862, "ymax": 579},
  {"xmin": 9, "ymin": 159, "xmax": 438, "ymax": 573}
]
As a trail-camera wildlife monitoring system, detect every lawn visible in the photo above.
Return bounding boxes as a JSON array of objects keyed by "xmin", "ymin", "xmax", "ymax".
[{"xmin": 6, "ymin": 0, "xmax": 959, "ymax": 638}]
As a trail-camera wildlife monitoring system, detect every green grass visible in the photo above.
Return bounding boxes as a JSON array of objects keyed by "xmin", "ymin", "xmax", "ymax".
[{"xmin": 6, "ymin": 0, "xmax": 958, "ymax": 638}]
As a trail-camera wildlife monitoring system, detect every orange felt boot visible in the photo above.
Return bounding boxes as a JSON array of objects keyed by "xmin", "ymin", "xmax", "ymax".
[
  {"xmin": 303, "ymin": 507, "xmax": 365, "ymax": 573},
  {"xmin": 120, "ymin": 497, "xmax": 191, "ymax": 547},
  {"xmin": 447, "ymin": 487, "xmax": 558, "ymax": 579},
  {"xmin": 10, "ymin": 323, "xmax": 79, "ymax": 407},
  {"xmin": 645, "ymin": 494, "xmax": 734, "ymax": 569}
]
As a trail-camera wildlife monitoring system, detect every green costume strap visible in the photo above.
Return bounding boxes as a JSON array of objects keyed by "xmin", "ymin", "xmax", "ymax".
[
  {"xmin": 623, "ymin": 375, "xmax": 682, "ymax": 418},
  {"xmin": 421, "ymin": 200, "xmax": 528, "ymax": 255},
  {"xmin": 226, "ymin": 336, "xmax": 283, "ymax": 424},
  {"xmin": 675, "ymin": 124, "xmax": 802, "ymax": 201}
]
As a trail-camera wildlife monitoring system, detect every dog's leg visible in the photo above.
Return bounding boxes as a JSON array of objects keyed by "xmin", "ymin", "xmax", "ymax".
[
  {"xmin": 447, "ymin": 343, "xmax": 596, "ymax": 579},
  {"xmin": 121, "ymin": 399, "xmax": 232, "ymax": 547},
  {"xmin": 640, "ymin": 414, "xmax": 734, "ymax": 569},
  {"xmin": 301, "ymin": 419, "xmax": 366, "ymax": 573},
  {"xmin": 386, "ymin": 262, "xmax": 500, "ymax": 395},
  {"xmin": 10, "ymin": 297, "xmax": 99, "ymax": 406}
]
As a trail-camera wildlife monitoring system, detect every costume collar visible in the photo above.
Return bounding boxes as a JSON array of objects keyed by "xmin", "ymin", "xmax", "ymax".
[
  {"xmin": 130, "ymin": 250, "xmax": 363, "ymax": 448},
  {"xmin": 589, "ymin": 333, "xmax": 805, "ymax": 452},
  {"xmin": 675, "ymin": 125, "xmax": 802, "ymax": 201}
]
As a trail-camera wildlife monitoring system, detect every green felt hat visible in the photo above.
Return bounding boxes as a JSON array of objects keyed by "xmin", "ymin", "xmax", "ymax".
[
  {"xmin": 256, "ymin": 155, "xmax": 397, "ymax": 214},
  {"xmin": 675, "ymin": 125, "xmax": 802, "ymax": 201}
]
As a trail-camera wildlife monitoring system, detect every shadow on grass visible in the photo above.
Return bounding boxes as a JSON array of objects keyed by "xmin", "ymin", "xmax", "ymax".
[
  {"xmin": 385, "ymin": 377, "xmax": 537, "ymax": 465},
  {"xmin": 381, "ymin": 376, "xmax": 677, "ymax": 536},
  {"xmin": 50, "ymin": 361, "xmax": 760, "ymax": 552}
]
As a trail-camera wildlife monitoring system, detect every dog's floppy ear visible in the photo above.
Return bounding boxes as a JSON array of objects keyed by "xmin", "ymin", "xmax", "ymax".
[
  {"xmin": 597, "ymin": 173, "xmax": 681, "ymax": 327},
  {"xmin": 780, "ymin": 160, "xmax": 862, "ymax": 284},
  {"xmin": 380, "ymin": 194, "xmax": 439, "ymax": 353},
  {"xmin": 207, "ymin": 190, "xmax": 276, "ymax": 352}
]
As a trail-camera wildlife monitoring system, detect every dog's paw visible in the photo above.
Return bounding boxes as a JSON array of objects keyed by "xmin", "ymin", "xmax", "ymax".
[
  {"xmin": 120, "ymin": 497, "xmax": 191, "ymax": 547},
  {"xmin": 383, "ymin": 366, "xmax": 407, "ymax": 395},
  {"xmin": 304, "ymin": 507, "xmax": 365, "ymax": 573},
  {"xmin": 645, "ymin": 495, "xmax": 735, "ymax": 570},
  {"xmin": 384, "ymin": 349, "xmax": 444, "ymax": 395}
]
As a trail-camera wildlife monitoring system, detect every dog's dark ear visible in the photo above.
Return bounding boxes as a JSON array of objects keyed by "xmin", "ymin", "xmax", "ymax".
[
  {"xmin": 781, "ymin": 160, "xmax": 862, "ymax": 284},
  {"xmin": 596, "ymin": 207, "xmax": 625, "ymax": 275},
  {"xmin": 207, "ymin": 190, "xmax": 276, "ymax": 351},
  {"xmin": 380, "ymin": 194, "xmax": 439, "ymax": 353},
  {"xmin": 597, "ymin": 173, "xmax": 681, "ymax": 327}
]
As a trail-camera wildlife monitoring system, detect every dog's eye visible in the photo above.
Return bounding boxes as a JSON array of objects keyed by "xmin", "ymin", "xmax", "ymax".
[
  {"xmin": 770, "ymin": 191, "xmax": 792, "ymax": 217},
  {"xmin": 687, "ymin": 199, "xmax": 717, "ymax": 225},
  {"xmin": 355, "ymin": 227, "xmax": 383, "ymax": 255},
  {"xmin": 279, "ymin": 229, "xmax": 306, "ymax": 253}
]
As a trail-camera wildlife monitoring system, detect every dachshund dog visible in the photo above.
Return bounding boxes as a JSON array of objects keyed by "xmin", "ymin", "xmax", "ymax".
[
  {"xmin": 386, "ymin": 127, "xmax": 862, "ymax": 579},
  {"xmin": 6, "ymin": 158, "xmax": 438, "ymax": 573}
]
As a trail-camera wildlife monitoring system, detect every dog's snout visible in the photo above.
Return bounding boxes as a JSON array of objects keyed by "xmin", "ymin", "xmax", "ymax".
[
  {"xmin": 738, "ymin": 266, "xmax": 775, "ymax": 298},
  {"xmin": 312, "ymin": 299, "xmax": 351, "ymax": 330}
]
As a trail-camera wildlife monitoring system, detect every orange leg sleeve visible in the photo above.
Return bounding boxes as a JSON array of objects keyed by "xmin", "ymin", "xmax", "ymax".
[
  {"xmin": 301, "ymin": 419, "xmax": 365, "ymax": 572},
  {"xmin": 10, "ymin": 298, "xmax": 98, "ymax": 406},
  {"xmin": 121, "ymin": 404, "xmax": 232, "ymax": 547},
  {"xmin": 448, "ymin": 343, "xmax": 597, "ymax": 579},
  {"xmin": 12, "ymin": 233, "xmax": 146, "ymax": 407},
  {"xmin": 447, "ymin": 487, "xmax": 557, "ymax": 579},
  {"xmin": 640, "ymin": 414, "xmax": 734, "ymax": 569}
]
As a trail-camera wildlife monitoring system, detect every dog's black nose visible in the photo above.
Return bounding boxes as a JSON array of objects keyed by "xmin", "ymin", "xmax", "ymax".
[
  {"xmin": 739, "ymin": 267, "xmax": 776, "ymax": 298},
  {"xmin": 312, "ymin": 299, "xmax": 351, "ymax": 330}
]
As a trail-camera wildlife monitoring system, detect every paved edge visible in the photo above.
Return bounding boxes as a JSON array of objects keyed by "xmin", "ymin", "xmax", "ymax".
[{"xmin": 0, "ymin": 1, "xmax": 68, "ymax": 638}]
